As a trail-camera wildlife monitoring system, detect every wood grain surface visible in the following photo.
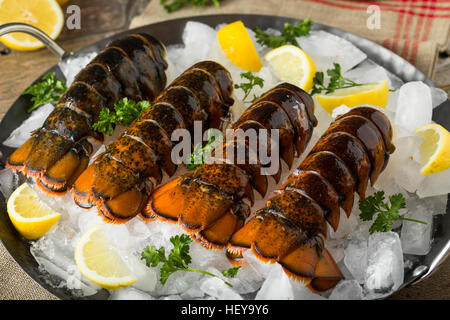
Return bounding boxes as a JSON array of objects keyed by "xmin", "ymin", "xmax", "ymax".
[{"xmin": 0, "ymin": 0, "xmax": 449, "ymax": 300}]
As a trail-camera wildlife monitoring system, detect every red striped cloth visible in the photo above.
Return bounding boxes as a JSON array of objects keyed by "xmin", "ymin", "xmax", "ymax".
[
  {"xmin": 301, "ymin": 0, "xmax": 450, "ymax": 76},
  {"xmin": 130, "ymin": 0, "xmax": 450, "ymax": 78}
]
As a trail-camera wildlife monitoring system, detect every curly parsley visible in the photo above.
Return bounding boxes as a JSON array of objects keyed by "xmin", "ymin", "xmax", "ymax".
[
  {"xmin": 141, "ymin": 234, "xmax": 238, "ymax": 287},
  {"xmin": 187, "ymin": 129, "xmax": 223, "ymax": 171},
  {"xmin": 92, "ymin": 98, "xmax": 151, "ymax": 135},
  {"xmin": 234, "ymin": 72, "xmax": 264, "ymax": 103},
  {"xmin": 254, "ymin": 18, "xmax": 312, "ymax": 48},
  {"xmin": 22, "ymin": 72, "xmax": 67, "ymax": 113},
  {"xmin": 310, "ymin": 63, "xmax": 367, "ymax": 96},
  {"xmin": 359, "ymin": 191, "xmax": 427, "ymax": 234},
  {"xmin": 160, "ymin": 0, "xmax": 221, "ymax": 13}
]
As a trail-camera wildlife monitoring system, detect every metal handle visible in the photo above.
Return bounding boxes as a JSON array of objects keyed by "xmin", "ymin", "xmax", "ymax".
[{"xmin": 0, "ymin": 22, "xmax": 70, "ymax": 60}]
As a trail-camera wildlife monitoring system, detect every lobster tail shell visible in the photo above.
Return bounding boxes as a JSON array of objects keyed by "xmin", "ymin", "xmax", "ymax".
[
  {"xmin": 228, "ymin": 106, "xmax": 395, "ymax": 293},
  {"xmin": 73, "ymin": 61, "xmax": 234, "ymax": 223},
  {"xmin": 6, "ymin": 33, "xmax": 168, "ymax": 194},
  {"xmin": 147, "ymin": 83, "xmax": 317, "ymax": 250}
]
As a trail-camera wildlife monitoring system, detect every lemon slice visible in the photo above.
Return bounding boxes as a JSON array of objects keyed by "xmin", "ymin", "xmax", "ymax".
[
  {"xmin": 7, "ymin": 183, "xmax": 61, "ymax": 239},
  {"xmin": 414, "ymin": 124, "xmax": 450, "ymax": 175},
  {"xmin": 217, "ymin": 21, "xmax": 263, "ymax": 72},
  {"xmin": 0, "ymin": 0, "xmax": 64, "ymax": 51},
  {"xmin": 75, "ymin": 225, "xmax": 136, "ymax": 290},
  {"xmin": 315, "ymin": 80, "xmax": 389, "ymax": 114},
  {"xmin": 264, "ymin": 45, "xmax": 316, "ymax": 92}
]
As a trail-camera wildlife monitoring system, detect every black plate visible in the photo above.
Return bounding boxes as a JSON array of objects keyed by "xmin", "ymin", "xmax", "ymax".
[{"xmin": 0, "ymin": 14, "xmax": 449, "ymax": 300}]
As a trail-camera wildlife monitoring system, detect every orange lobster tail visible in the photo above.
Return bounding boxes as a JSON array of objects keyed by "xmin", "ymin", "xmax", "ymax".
[
  {"xmin": 73, "ymin": 61, "xmax": 235, "ymax": 222},
  {"xmin": 228, "ymin": 105, "xmax": 395, "ymax": 293},
  {"xmin": 6, "ymin": 33, "xmax": 168, "ymax": 194},
  {"xmin": 147, "ymin": 83, "xmax": 317, "ymax": 251}
]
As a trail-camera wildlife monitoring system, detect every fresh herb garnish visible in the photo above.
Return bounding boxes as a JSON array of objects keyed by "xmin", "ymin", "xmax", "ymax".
[
  {"xmin": 310, "ymin": 63, "xmax": 367, "ymax": 96},
  {"xmin": 254, "ymin": 18, "xmax": 312, "ymax": 48},
  {"xmin": 160, "ymin": 0, "xmax": 221, "ymax": 13},
  {"xmin": 222, "ymin": 266, "xmax": 241, "ymax": 278},
  {"xmin": 187, "ymin": 128, "xmax": 223, "ymax": 171},
  {"xmin": 22, "ymin": 72, "xmax": 67, "ymax": 113},
  {"xmin": 92, "ymin": 98, "xmax": 151, "ymax": 135},
  {"xmin": 141, "ymin": 234, "xmax": 234, "ymax": 287},
  {"xmin": 359, "ymin": 191, "xmax": 427, "ymax": 234},
  {"xmin": 234, "ymin": 72, "xmax": 264, "ymax": 103}
]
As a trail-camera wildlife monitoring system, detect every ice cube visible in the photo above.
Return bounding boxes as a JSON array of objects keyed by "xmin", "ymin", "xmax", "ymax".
[
  {"xmin": 327, "ymin": 211, "xmax": 360, "ymax": 240},
  {"xmin": 331, "ymin": 105, "xmax": 351, "ymax": 119},
  {"xmin": 344, "ymin": 230, "xmax": 368, "ymax": 284},
  {"xmin": 109, "ymin": 288, "xmax": 153, "ymax": 300},
  {"xmin": 364, "ymin": 232, "xmax": 404, "ymax": 294},
  {"xmin": 58, "ymin": 51, "xmax": 98, "ymax": 86},
  {"xmin": 255, "ymin": 263, "xmax": 294, "ymax": 300},
  {"xmin": 344, "ymin": 60, "xmax": 390, "ymax": 87},
  {"xmin": 296, "ymin": 30, "xmax": 367, "ymax": 73},
  {"xmin": 386, "ymin": 90, "xmax": 399, "ymax": 113},
  {"xmin": 401, "ymin": 205, "xmax": 433, "ymax": 255},
  {"xmin": 242, "ymin": 250, "xmax": 273, "ymax": 281},
  {"xmin": 417, "ymin": 169, "xmax": 450, "ymax": 198},
  {"xmin": 394, "ymin": 81, "xmax": 433, "ymax": 133},
  {"xmin": 430, "ymin": 86, "xmax": 448, "ymax": 109},
  {"xmin": 180, "ymin": 284, "xmax": 205, "ymax": 300},
  {"xmin": 0, "ymin": 168, "xmax": 19, "ymax": 199},
  {"xmin": 329, "ymin": 280, "xmax": 363, "ymax": 300},
  {"xmin": 291, "ymin": 280, "xmax": 326, "ymax": 300},
  {"xmin": 325, "ymin": 238, "xmax": 345, "ymax": 263},
  {"xmin": 126, "ymin": 254, "xmax": 157, "ymax": 292},
  {"xmin": 3, "ymin": 103, "xmax": 54, "ymax": 148},
  {"xmin": 166, "ymin": 21, "xmax": 218, "ymax": 79},
  {"xmin": 156, "ymin": 269, "xmax": 202, "ymax": 296},
  {"xmin": 190, "ymin": 245, "xmax": 235, "ymax": 272},
  {"xmin": 390, "ymin": 135, "xmax": 425, "ymax": 193},
  {"xmin": 200, "ymin": 275, "xmax": 243, "ymax": 300}
]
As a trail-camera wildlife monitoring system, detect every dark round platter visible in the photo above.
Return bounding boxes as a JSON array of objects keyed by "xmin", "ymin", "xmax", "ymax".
[{"xmin": 0, "ymin": 14, "xmax": 449, "ymax": 300}]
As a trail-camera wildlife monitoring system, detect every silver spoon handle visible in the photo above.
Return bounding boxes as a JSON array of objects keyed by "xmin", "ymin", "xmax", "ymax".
[{"xmin": 0, "ymin": 22, "xmax": 70, "ymax": 60}]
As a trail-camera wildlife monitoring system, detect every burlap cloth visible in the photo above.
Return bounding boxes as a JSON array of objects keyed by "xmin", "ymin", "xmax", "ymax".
[{"xmin": 1, "ymin": 0, "xmax": 449, "ymax": 300}]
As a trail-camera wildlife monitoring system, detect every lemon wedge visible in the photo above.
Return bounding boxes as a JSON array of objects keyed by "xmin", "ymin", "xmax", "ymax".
[
  {"xmin": 0, "ymin": 0, "xmax": 64, "ymax": 51},
  {"xmin": 315, "ymin": 80, "xmax": 389, "ymax": 114},
  {"xmin": 264, "ymin": 45, "xmax": 316, "ymax": 92},
  {"xmin": 75, "ymin": 225, "xmax": 136, "ymax": 290},
  {"xmin": 414, "ymin": 124, "xmax": 450, "ymax": 175},
  {"xmin": 217, "ymin": 21, "xmax": 263, "ymax": 72},
  {"xmin": 7, "ymin": 183, "xmax": 61, "ymax": 239}
]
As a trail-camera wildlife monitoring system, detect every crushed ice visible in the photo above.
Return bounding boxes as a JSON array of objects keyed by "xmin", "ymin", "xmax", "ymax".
[{"xmin": 1, "ymin": 21, "xmax": 449, "ymax": 301}]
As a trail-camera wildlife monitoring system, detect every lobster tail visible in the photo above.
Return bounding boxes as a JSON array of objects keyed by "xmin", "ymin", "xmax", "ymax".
[
  {"xmin": 73, "ymin": 61, "xmax": 234, "ymax": 223},
  {"xmin": 6, "ymin": 33, "xmax": 168, "ymax": 194},
  {"xmin": 228, "ymin": 105, "xmax": 395, "ymax": 293},
  {"xmin": 147, "ymin": 83, "xmax": 317, "ymax": 249}
]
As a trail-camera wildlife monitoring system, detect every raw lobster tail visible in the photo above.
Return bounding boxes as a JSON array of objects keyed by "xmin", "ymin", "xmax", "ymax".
[
  {"xmin": 72, "ymin": 61, "xmax": 234, "ymax": 223},
  {"xmin": 228, "ymin": 105, "xmax": 395, "ymax": 293},
  {"xmin": 146, "ymin": 83, "xmax": 317, "ymax": 249},
  {"xmin": 6, "ymin": 33, "xmax": 168, "ymax": 195}
]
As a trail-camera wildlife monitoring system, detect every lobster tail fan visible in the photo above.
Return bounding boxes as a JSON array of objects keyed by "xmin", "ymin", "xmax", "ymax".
[
  {"xmin": 144, "ymin": 176, "xmax": 187, "ymax": 222},
  {"xmin": 5, "ymin": 136, "xmax": 37, "ymax": 170},
  {"xmin": 279, "ymin": 244, "xmax": 344, "ymax": 292},
  {"xmin": 307, "ymin": 248, "xmax": 344, "ymax": 293}
]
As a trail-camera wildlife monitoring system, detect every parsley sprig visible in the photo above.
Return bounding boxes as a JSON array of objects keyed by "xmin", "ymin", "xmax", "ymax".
[
  {"xmin": 160, "ymin": 0, "xmax": 221, "ymax": 13},
  {"xmin": 92, "ymin": 98, "xmax": 151, "ymax": 135},
  {"xmin": 310, "ymin": 63, "xmax": 366, "ymax": 96},
  {"xmin": 234, "ymin": 72, "xmax": 264, "ymax": 103},
  {"xmin": 359, "ymin": 191, "xmax": 427, "ymax": 234},
  {"xmin": 254, "ymin": 18, "xmax": 312, "ymax": 48},
  {"xmin": 186, "ymin": 129, "xmax": 223, "ymax": 170},
  {"xmin": 22, "ymin": 72, "xmax": 67, "ymax": 113},
  {"xmin": 222, "ymin": 266, "xmax": 241, "ymax": 278},
  {"xmin": 141, "ymin": 234, "xmax": 238, "ymax": 287}
]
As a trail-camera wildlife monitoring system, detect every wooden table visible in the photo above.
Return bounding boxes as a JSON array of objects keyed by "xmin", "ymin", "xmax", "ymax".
[{"xmin": 1, "ymin": 0, "xmax": 449, "ymax": 300}]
